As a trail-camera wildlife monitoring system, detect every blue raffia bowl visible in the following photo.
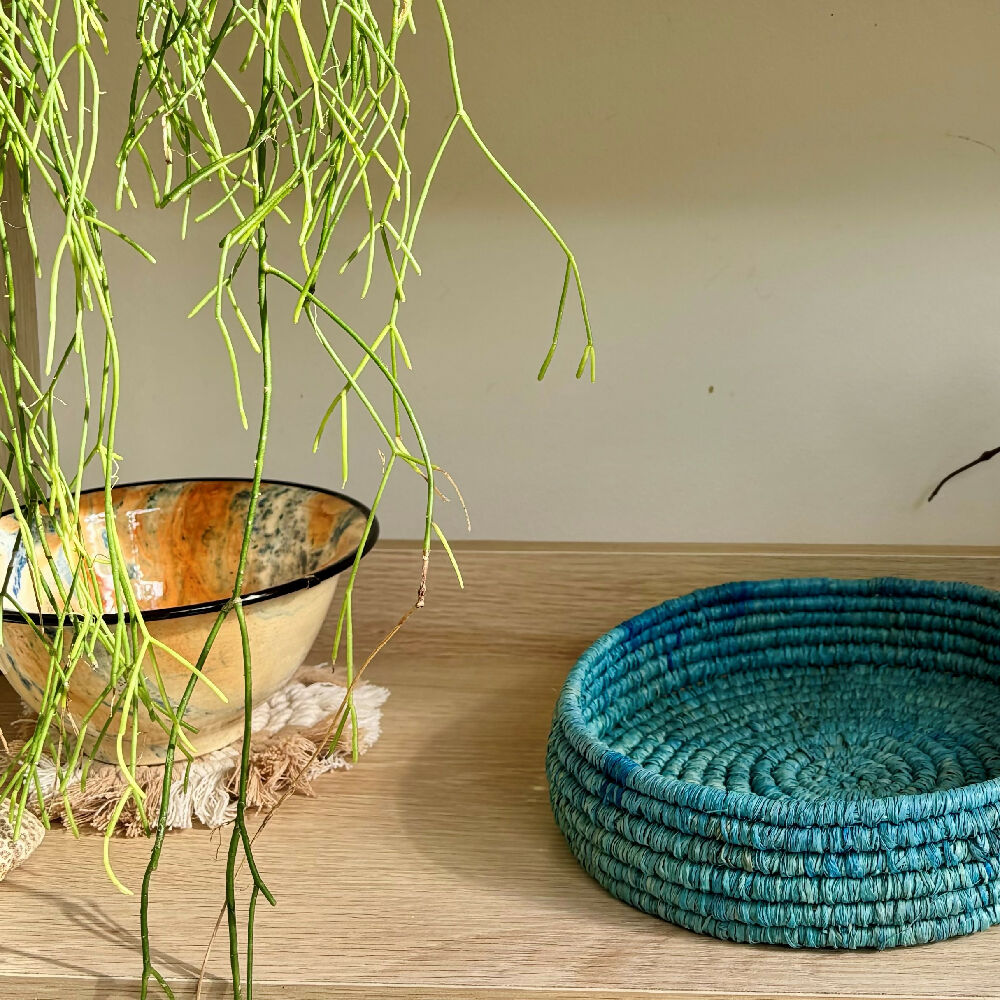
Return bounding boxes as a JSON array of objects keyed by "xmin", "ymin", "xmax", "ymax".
[{"xmin": 547, "ymin": 577, "xmax": 1000, "ymax": 949}]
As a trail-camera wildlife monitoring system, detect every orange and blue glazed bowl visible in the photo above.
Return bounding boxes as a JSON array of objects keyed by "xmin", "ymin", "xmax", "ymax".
[{"xmin": 0, "ymin": 479, "xmax": 376, "ymax": 762}]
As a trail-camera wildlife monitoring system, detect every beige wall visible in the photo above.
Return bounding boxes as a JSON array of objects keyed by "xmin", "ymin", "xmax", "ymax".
[{"xmin": 35, "ymin": 1, "xmax": 1000, "ymax": 542}]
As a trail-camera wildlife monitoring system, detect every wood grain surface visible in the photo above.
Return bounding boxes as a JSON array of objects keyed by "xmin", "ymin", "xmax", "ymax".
[{"xmin": 3, "ymin": 541, "xmax": 1000, "ymax": 999}]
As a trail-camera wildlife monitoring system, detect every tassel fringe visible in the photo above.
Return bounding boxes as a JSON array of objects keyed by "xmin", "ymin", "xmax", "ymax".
[{"xmin": 1, "ymin": 667, "xmax": 388, "ymax": 836}]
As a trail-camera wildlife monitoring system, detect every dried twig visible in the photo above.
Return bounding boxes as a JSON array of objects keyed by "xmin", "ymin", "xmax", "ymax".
[{"xmin": 928, "ymin": 445, "xmax": 1000, "ymax": 501}]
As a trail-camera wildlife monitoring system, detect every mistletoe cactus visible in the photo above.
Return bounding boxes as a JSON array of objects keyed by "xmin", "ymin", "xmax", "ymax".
[{"xmin": 0, "ymin": 0, "xmax": 592, "ymax": 996}]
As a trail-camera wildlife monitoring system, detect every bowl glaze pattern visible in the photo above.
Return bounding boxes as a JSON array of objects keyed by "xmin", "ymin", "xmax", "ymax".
[{"xmin": 0, "ymin": 479, "xmax": 376, "ymax": 762}]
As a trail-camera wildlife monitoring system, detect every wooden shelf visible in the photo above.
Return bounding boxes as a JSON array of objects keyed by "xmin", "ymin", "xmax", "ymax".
[{"xmin": 3, "ymin": 542, "xmax": 1000, "ymax": 999}]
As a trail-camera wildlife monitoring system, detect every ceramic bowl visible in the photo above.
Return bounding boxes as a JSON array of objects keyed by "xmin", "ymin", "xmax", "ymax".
[{"xmin": 0, "ymin": 479, "xmax": 376, "ymax": 762}]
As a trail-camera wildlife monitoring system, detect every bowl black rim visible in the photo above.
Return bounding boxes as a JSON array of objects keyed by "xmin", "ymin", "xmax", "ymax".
[{"xmin": 0, "ymin": 477, "xmax": 379, "ymax": 626}]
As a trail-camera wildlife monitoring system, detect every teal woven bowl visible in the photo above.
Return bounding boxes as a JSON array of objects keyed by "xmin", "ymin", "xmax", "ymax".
[{"xmin": 546, "ymin": 577, "xmax": 1000, "ymax": 949}]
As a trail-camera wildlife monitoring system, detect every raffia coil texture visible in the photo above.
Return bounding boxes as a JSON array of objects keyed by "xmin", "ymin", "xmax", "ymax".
[{"xmin": 547, "ymin": 577, "xmax": 1000, "ymax": 948}]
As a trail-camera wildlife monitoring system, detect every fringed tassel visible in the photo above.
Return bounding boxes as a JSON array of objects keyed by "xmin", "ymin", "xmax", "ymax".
[{"xmin": 2, "ymin": 670, "xmax": 388, "ymax": 837}]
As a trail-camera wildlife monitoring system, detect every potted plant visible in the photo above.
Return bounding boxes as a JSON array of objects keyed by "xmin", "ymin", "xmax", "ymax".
[{"xmin": 0, "ymin": 1, "xmax": 593, "ymax": 996}]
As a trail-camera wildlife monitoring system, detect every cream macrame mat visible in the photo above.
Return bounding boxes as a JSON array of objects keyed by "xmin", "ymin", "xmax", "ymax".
[{"xmin": 0, "ymin": 665, "xmax": 388, "ymax": 848}]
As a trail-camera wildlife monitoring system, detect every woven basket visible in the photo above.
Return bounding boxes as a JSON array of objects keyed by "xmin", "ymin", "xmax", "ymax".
[{"xmin": 546, "ymin": 576, "xmax": 1000, "ymax": 949}]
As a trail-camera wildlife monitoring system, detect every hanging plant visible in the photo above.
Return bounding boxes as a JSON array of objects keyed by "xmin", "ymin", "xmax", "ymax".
[{"xmin": 0, "ymin": 1, "xmax": 592, "ymax": 997}]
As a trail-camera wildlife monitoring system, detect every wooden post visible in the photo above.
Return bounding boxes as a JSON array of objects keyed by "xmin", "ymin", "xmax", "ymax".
[
  {"xmin": 0, "ymin": 159, "xmax": 41, "ymax": 447},
  {"xmin": 0, "ymin": 3, "xmax": 41, "ymax": 450}
]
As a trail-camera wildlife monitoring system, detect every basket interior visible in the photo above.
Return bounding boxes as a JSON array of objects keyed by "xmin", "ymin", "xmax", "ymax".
[{"xmin": 575, "ymin": 580, "xmax": 1000, "ymax": 804}]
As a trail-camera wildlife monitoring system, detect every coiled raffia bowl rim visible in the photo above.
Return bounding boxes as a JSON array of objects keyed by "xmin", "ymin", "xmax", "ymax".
[{"xmin": 555, "ymin": 575, "xmax": 1000, "ymax": 831}]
